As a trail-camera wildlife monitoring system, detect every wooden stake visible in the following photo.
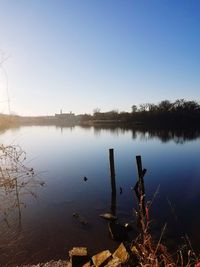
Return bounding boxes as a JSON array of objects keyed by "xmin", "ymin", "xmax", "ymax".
[
  {"xmin": 135, "ymin": 155, "xmax": 147, "ymax": 237},
  {"xmin": 109, "ymin": 148, "xmax": 116, "ymax": 196}
]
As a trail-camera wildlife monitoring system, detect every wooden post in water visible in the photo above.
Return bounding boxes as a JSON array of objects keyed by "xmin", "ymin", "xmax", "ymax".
[
  {"xmin": 109, "ymin": 149, "xmax": 116, "ymax": 215},
  {"xmin": 109, "ymin": 148, "xmax": 116, "ymax": 196},
  {"xmin": 135, "ymin": 155, "xmax": 147, "ymax": 238}
]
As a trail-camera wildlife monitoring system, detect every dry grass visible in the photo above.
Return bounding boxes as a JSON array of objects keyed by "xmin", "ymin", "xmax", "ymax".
[
  {"xmin": 132, "ymin": 156, "xmax": 200, "ymax": 266},
  {"xmin": 130, "ymin": 223, "xmax": 199, "ymax": 266}
]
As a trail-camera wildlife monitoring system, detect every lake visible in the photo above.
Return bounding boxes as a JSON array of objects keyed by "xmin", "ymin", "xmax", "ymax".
[{"xmin": 0, "ymin": 125, "xmax": 200, "ymax": 266}]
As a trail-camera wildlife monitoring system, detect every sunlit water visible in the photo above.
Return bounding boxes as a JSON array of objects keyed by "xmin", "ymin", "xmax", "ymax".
[{"xmin": 0, "ymin": 125, "xmax": 200, "ymax": 266}]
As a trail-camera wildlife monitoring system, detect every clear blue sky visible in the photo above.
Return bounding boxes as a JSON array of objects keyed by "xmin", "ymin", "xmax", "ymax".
[{"xmin": 0, "ymin": 0, "xmax": 199, "ymax": 115}]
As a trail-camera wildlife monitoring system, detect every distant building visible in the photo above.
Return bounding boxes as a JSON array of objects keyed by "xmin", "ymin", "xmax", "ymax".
[{"xmin": 55, "ymin": 110, "xmax": 75, "ymax": 121}]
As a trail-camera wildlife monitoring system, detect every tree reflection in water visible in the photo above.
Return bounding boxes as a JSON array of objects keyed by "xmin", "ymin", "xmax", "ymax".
[{"xmin": 0, "ymin": 144, "xmax": 44, "ymax": 229}]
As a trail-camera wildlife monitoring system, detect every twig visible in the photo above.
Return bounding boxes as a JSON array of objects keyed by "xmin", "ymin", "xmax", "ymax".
[{"xmin": 154, "ymin": 223, "xmax": 167, "ymax": 255}]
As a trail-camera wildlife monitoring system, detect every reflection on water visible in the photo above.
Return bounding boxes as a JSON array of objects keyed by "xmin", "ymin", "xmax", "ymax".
[
  {"xmin": 0, "ymin": 125, "xmax": 200, "ymax": 266},
  {"xmin": 2, "ymin": 124, "xmax": 200, "ymax": 144},
  {"xmin": 89, "ymin": 125, "xmax": 200, "ymax": 144},
  {"xmin": 134, "ymin": 128, "xmax": 200, "ymax": 144},
  {"xmin": 0, "ymin": 144, "xmax": 44, "ymax": 266}
]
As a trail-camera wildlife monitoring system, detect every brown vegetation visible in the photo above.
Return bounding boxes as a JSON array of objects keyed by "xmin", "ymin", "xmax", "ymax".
[{"xmin": 131, "ymin": 156, "xmax": 200, "ymax": 267}]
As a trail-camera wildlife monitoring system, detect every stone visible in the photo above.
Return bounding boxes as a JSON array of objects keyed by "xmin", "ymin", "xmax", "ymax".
[
  {"xmin": 69, "ymin": 247, "xmax": 87, "ymax": 257},
  {"xmin": 82, "ymin": 262, "xmax": 94, "ymax": 267},
  {"xmin": 113, "ymin": 243, "xmax": 129, "ymax": 264},
  {"xmin": 131, "ymin": 245, "xmax": 139, "ymax": 255},
  {"xmin": 92, "ymin": 250, "xmax": 112, "ymax": 267},
  {"xmin": 69, "ymin": 247, "xmax": 88, "ymax": 266},
  {"xmin": 104, "ymin": 257, "xmax": 122, "ymax": 267},
  {"xmin": 99, "ymin": 213, "xmax": 117, "ymax": 221}
]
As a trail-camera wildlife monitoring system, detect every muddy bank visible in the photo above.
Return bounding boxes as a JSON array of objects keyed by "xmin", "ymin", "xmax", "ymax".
[{"xmin": 21, "ymin": 260, "xmax": 71, "ymax": 267}]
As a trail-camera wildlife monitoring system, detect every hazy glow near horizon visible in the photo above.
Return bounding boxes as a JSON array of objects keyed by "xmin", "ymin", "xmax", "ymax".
[{"xmin": 0, "ymin": 0, "xmax": 200, "ymax": 116}]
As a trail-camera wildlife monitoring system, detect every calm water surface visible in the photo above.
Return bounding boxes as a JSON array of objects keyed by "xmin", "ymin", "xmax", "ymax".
[{"xmin": 0, "ymin": 125, "xmax": 200, "ymax": 266}]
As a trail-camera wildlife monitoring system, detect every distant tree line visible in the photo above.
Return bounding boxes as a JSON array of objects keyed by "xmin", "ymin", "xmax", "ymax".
[
  {"xmin": 1, "ymin": 99, "xmax": 200, "ymax": 128},
  {"xmin": 0, "ymin": 114, "xmax": 11, "ymax": 128},
  {"xmin": 80, "ymin": 99, "xmax": 200, "ymax": 126},
  {"xmin": 0, "ymin": 114, "xmax": 20, "ymax": 129}
]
